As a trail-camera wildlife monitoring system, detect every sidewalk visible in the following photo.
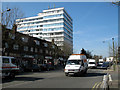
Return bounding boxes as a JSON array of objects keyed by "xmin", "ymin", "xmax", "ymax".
[{"xmin": 108, "ymin": 64, "xmax": 119, "ymax": 89}]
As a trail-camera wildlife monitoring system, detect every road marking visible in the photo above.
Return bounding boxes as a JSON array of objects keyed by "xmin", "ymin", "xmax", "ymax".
[
  {"xmin": 95, "ymin": 82, "xmax": 102, "ymax": 90},
  {"xmin": 92, "ymin": 82, "xmax": 99, "ymax": 90}
]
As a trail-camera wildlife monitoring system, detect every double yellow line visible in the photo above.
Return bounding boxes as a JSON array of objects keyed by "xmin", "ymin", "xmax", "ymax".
[{"xmin": 92, "ymin": 81, "xmax": 102, "ymax": 90}]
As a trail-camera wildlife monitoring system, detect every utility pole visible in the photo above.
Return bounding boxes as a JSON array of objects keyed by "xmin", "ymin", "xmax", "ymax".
[
  {"xmin": 112, "ymin": 38, "xmax": 115, "ymax": 62},
  {"xmin": 112, "ymin": 38, "xmax": 116, "ymax": 71}
]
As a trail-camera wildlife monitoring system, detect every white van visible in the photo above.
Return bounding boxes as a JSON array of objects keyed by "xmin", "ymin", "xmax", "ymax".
[
  {"xmin": 64, "ymin": 54, "xmax": 88, "ymax": 76},
  {"xmin": 88, "ymin": 59, "xmax": 96, "ymax": 68},
  {"xmin": 0, "ymin": 56, "xmax": 19, "ymax": 78},
  {"xmin": 99, "ymin": 59, "xmax": 104, "ymax": 65}
]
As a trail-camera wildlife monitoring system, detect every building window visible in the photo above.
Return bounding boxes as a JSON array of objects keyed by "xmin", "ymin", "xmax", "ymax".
[
  {"xmin": 9, "ymin": 33, "xmax": 15, "ymax": 39},
  {"xmin": 49, "ymin": 51, "xmax": 52, "ymax": 55},
  {"xmin": 40, "ymin": 49, "xmax": 43, "ymax": 53},
  {"xmin": 24, "ymin": 46, "xmax": 28, "ymax": 51},
  {"xmin": 13, "ymin": 44, "xmax": 19, "ymax": 50},
  {"xmin": 45, "ymin": 50, "xmax": 48, "ymax": 54},
  {"xmin": 5, "ymin": 42, "xmax": 8, "ymax": 48},
  {"xmin": 22, "ymin": 37, "xmax": 28, "ymax": 42},
  {"xmin": 31, "ymin": 47, "xmax": 34, "ymax": 52},
  {"xmin": 35, "ymin": 48, "xmax": 37, "ymax": 53},
  {"xmin": 44, "ymin": 43, "xmax": 48, "ymax": 47},
  {"xmin": 52, "ymin": 45, "xmax": 55, "ymax": 49},
  {"xmin": 34, "ymin": 40, "xmax": 40, "ymax": 45}
]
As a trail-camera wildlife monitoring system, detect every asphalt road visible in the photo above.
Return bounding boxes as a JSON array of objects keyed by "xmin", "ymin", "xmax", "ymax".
[{"xmin": 2, "ymin": 68, "xmax": 108, "ymax": 89}]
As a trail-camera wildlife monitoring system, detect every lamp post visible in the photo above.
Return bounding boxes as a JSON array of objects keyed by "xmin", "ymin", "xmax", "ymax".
[
  {"xmin": 1, "ymin": 8, "xmax": 11, "ymax": 27},
  {"xmin": 112, "ymin": 38, "xmax": 116, "ymax": 71},
  {"xmin": 102, "ymin": 41, "xmax": 111, "ymax": 57},
  {"xmin": 1, "ymin": 8, "xmax": 11, "ymax": 16}
]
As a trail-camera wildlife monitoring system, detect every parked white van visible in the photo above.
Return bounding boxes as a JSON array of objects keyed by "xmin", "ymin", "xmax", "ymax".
[
  {"xmin": 64, "ymin": 54, "xmax": 88, "ymax": 76},
  {"xmin": 88, "ymin": 59, "xmax": 96, "ymax": 68},
  {"xmin": 99, "ymin": 59, "xmax": 104, "ymax": 65},
  {"xmin": 0, "ymin": 56, "xmax": 19, "ymax": 78}
]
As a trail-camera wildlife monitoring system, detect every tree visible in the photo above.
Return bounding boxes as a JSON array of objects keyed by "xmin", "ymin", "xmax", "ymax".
[
  {"xmin": 80, "ymin": 48, "xmax": 93, "ymax": 59},
  {"xmin": 1, "ymin": 6, "xmax": 24, "ymax": 29},
  {"xmin": 63, "ymin": 41, "xmax": 73, "ymax": 56}
]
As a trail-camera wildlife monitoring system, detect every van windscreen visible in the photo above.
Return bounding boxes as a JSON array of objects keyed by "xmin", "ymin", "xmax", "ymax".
[
  {"xmin": 2, "ymin": 58, "xmax": 9, "ymax": 63},
  {"xmin": 66, "ymin": 60, "xmax": 82, "ymax": 65}
]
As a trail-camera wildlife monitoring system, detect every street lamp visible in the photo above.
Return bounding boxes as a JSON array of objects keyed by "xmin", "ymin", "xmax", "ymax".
[
  {"xmin": 112, "ymin": 38, "xmax": 116, "ymax": 71},
  {"xmin": 102, "ymin": 41, "xmax": 111, "ymax": 57},
  {"xmin": 1, "ymin": 8, "xmax": 11, "ymax": 15},
  {"xmin": 112, "ymin": 38, "xmax": 114, "ymax": 60},
  {"xmin": 1, "ymin": 8, "xmax": 11, "ymax": 26}
]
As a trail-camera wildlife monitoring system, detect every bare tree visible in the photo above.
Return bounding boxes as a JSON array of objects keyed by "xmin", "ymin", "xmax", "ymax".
[
  {"xmin": 2, "ymin": 6, "xmax": 24, "ymax": 29},
  {"xmin": 63, "ymin": 41, "xmax": 72, "ymax": 56}
]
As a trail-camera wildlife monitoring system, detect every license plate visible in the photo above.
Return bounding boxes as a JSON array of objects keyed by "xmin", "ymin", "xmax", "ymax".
[
  {"xmin": 68, "ymin": 69, "xmax": 74, "ymax": 71},
  {"xmin": 69, "ymin": 73, "xmax": 74, "ymax": 75}
]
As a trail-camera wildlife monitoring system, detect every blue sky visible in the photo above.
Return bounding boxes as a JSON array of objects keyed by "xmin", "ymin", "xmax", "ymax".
[{"xmin": 2, "ymin": 2, "xmax": 118, "ymax": 57}]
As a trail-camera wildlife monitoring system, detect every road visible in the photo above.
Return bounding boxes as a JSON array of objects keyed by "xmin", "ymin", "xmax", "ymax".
[{"xmin": 2, "ymin": 68, "xmax": 108, "ymax": 89}]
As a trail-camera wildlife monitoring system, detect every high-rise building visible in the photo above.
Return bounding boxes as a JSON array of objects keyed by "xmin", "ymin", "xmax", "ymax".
[{"xmin": 16, "ymin": 7, "xmax": 73, "ymax": 54}]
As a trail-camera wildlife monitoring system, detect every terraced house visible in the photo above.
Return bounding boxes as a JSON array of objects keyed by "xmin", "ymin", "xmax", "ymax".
[{"xmin": 2, "ymin": 25, "xmax": 63, "ymax": 71}]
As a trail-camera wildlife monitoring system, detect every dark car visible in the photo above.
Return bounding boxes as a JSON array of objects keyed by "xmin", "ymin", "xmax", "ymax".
[
  {"xmin": 41, "ymin": 64, "xmax": 54, "ymax": 71},
  {"xmin": 32, "ymin": 64, "xmax": 41, "ymax": 72},
  {"xmin": 97, "ymin": 62, "xmax": 109, "ymax": 70}
]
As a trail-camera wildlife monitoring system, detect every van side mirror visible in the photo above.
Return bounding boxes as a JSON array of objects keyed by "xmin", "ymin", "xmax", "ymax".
[{"xmin": 81, "ymin": 60, "xmax": 84, "ymax": 66}]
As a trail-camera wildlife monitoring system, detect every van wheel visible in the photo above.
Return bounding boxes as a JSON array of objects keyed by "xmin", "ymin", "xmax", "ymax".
[
  {"xmin": 8, "ymin": 72, "xmax": 15, "ymax": 79},
  {"xmin": 65, "ymin": 73, "xmax": 68, "ymax": 76}
]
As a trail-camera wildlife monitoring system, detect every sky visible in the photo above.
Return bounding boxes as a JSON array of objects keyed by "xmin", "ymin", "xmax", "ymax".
[{"xmin": 2, "ymin": 2, "xmax": 119, "ymax": 57}]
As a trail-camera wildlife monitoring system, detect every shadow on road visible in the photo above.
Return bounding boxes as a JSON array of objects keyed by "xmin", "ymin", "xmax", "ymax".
[
  {"xmin": 69, "ymin": 72, "xmax": 107, "ymax": 77},
  {"xmin": 84, "ymin": 72, "xmax": 106, "ymax": 77},
  {"xmin": 2, "ymin": 77, "xmax": 44, "ymax": 83}
]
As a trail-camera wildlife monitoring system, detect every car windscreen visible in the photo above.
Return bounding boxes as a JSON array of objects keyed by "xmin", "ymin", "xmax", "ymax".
[
  {"xmin": 66, "ymin": 60, "xmax": 82, "ymax": 65},
  {"xmin": 102, "ymin": 62, "xmax": 109, "ymax": 66},
  {"xmin": 89, "ymin": 62, "xmax": 95, "ymax": 64}
]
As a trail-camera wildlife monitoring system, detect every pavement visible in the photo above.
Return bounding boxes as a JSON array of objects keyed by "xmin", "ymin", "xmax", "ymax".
[{"xmin": 107, "ymin": 64, "xmax": 120, "ymax": 90}]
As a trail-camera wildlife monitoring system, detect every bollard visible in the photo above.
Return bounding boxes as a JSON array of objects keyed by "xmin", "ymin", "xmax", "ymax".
[
  {"xmin": 102, "ymin": 74, "xmax": 109, "ymax": 90},
  {"xmin": 109, "ymin": 74, "xmax": 112, "ymax": 85}
]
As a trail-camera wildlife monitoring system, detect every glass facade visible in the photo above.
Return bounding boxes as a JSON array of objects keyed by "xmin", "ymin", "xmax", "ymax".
[
  {"xmin": 16, "ymin": 8, "xmax": 73, "ymax": 53},
  {"xmin": 43, "ymin": 27, "xmax": 64, "ymax": 31},
  {"xmin": 43, "ymin": 14, "xmax": 63, "ymax": 19},
  {"xmin": 43, "ymin": 23, "xmax": 63, "ymax": 27}
]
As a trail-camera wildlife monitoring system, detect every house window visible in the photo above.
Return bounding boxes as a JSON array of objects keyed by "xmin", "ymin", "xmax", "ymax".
[
  {"xmin": 52, "ymin": 45, "xmax": 55, "ymax": 49},
  {"xmin": 35, "ymin": 48, "xmax": 37, "ymax": 52},
  {"xmin": 45, "ymin": 50, "xmax": 48, "ymax": 54},
  {"xmin": 40, "ymin": 49, "xmax": 43, "ymax": 53},
  {"xmin": 13, "ymin": 44, "xmax": 19, "ymax": 50},
  {"xmin": 22, "ymin": 37, "xmax": 28, "ymax": 42},
  {"xmin": 24, "ymin": 46, "xmax": 28, "ymax": 51},
  {"xmin": 5, "ymin": 42, "xmax": 8, "ymax": 48},
  {"xmin": 49, "ymin": 51, "xmax": 52, "ymax": 55},
  {"xmin": 31, "ymin": 47, "xmax": 34, "ymax": 52},
  {"xmin": 9, "ymin": 33, "xmax": 15, "ymax": 39},
  {"xmin": 44, "ymin": 43, "xmax": 48, "ymax": 47},
  {"xmin": 34, "ymin": 40, "xmax": 40, "ymax": 45}
]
